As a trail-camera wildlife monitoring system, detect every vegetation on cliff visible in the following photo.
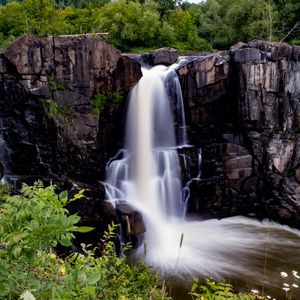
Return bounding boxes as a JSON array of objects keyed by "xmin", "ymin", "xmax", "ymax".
[{"xmin": 0, "ymin": 0, "xmax": 299, "ymax": 52}]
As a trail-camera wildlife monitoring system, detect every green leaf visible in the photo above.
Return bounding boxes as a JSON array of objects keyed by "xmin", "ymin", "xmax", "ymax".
[
  {"xmin": 67, "ymin": 215, "xmax": 81, "ymax": 225},
  {"xmin": 74, "ymin": 226, "xmax": 94, "ymax": 233},
  {"xmin": 11, "ymin": 232, "xmax": 30, "ymax": 243},
  {"xmin": 191, "ymin": 283, "xmax": 198, "ymax": 292},
  {"xmin": 59, "ymin": 238, "xmax": 72, "ymax": 247},
  {"xmin": 71, "ymin": 189, "xmax": 85, "ymax": 201},
  {"xmin": 59, "ymin": 190, "xmax": 68, "ymax": 205},
  {"xmin": 87, "ymin": 272, "xmax": 101, "ymax": 285},
  {"xmin": 12, "ymin": 245, "xmax": 22, "ymax": 258}
]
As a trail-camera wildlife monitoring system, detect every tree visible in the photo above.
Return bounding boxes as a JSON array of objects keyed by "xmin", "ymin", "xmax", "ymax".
[
  {"xmin": 0, "ymin": 2, "xmax": 26, "ymax": 37},
  {"xmin": 92, "ymin": 0, "xmax": 161, "ymax": 50}
]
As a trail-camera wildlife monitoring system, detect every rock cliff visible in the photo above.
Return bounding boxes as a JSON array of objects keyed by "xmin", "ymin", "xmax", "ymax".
[
  {"xmin": 177, "ymin": 41, "xmax": 300, "ymax": 228},
  {"xmin": 0, "ymin": 35, "xmax": 141, "ymax": 241},
  {"xmin": 1, "ymin": 36, "xmax": 300, "ymax": 232},
  {"xmin": 0, "ymin": 35, "xmax": 141, "ymax": 181}
]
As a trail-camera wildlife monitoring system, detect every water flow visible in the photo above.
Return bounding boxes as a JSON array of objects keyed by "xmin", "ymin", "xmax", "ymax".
[
  {"xmin": 105, "ymin": 65, "xmax": 185, "ymax": 219},
  {"xmin": 104, "ymin": 63, "xmax": 300, "ymax": 298},
  {"xmin": 0, "ymin": 118, "xmax": 11, "ymax": 178}
]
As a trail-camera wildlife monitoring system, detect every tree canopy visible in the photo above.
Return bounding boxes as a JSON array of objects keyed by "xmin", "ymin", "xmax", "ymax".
[{"xmin": 0, "ymin": 0, "xmax": 299, "ymax": 52}]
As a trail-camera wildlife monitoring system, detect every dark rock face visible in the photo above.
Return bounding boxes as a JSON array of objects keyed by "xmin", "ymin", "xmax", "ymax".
[
  {"xmin": 177, "ymin": 41, "xmax": 300, "ymax": 228},
  {"xmin": 150, "ymin": 47, "xmax": 179, "ymax": 66},
  {"xmin": 1, "ymin": 36, "xmax": 300, "ymax": 233},
  {"xmin": 0, "ymin": 35, "xmax": 141, "ymax": 180},
  {"xmin": 0, "ymin": 35, "xmax": 142, "ymax": 247}
]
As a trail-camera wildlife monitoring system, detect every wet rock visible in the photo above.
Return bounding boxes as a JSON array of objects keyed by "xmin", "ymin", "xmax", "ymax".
[
  {"xmin": 179, "ymin": 40, "xmax": 300, "ymax": 228},
  {"xmin": 0, "ymin": 162, "xmax": 3, "ymax": 179},
  {"xmin": 233, "ymin": 48, "xmax": 261, "ymax": 63},
  {"xmin": 116, "ymin": 202, "xmax": 146, "ymax": 248},
  {"xmin": 150, "ymin": 47, "xmax": 179, "ymax": 66},
  {"xmin": 266, "ymin": 136, "xmax": 294, "ymax": 173}
]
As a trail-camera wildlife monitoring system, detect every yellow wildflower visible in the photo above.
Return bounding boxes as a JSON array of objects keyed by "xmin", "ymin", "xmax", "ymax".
[
  {"xmin": 50, "ymin": 253, "xmax": 56, "ymax": 259},
  {"xmin": 59, "ymin": 265, "xmax": 66, "ymax": 276}
]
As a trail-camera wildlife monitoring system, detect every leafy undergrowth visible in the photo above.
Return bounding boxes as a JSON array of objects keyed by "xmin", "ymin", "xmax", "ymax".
[
  {"xmin": 190, "ymin": 278, "xmax": 268, "ymax": 300},
  {"xmin": 0, "ymin": 182, "xmax": 171, "ymax": 300},
  {"xmin": 0, "ymin": 182, "xmax": 273, "ymax": 300}
]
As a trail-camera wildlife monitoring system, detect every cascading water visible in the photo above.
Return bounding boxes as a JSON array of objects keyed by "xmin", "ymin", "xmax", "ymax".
[
  {"xmin": 105, "ymin": 62, "xmax": 300, "ymax": 298},
  {"xmin": 0, "ymin": 118, "xmax": 11, "ymax": 180}
]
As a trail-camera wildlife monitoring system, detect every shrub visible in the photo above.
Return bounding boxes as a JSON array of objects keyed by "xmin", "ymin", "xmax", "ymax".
[
  {"xmin": 0, "ymin": 181, "xmax": 172, "ymax": 300},
  {"xmin": 189, "ymin": 278, "xmax": 266, "ymax": 300},
  {"xmin": 89, "ymin": 91, "xmax": 123, "ymax": 115}
]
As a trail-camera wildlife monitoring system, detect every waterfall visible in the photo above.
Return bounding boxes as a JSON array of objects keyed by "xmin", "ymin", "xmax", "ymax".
[
  {"xmin": 0, "ymin": 118, "xmax": 11, "ymax": 180},
  {"xmin": 104, "ymin": 62, "xmax": 300, "ymax": 297},
  {"xmin": 105, "ymin": 65, "xmax": 186, "ymax": 219}
]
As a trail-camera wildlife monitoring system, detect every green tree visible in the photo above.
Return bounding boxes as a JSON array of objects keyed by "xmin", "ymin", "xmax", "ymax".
[
  {"xmin": 92, "ymin": 0, "xmax": 161, "ymax": 50},
  {"xmin": 0, "ymin": 2, "xmax": 26, "ymax": 37},
  {"xmin": 21, "ymin": 0, "xmax": 70, "ymax": 36},
  {"xmin": 155, "ymin": 0, "xmax": 176, "ymax": 16},
  {"xmin": 165, "ymin": 8, "xmax": 212, "ymax": 51},
  {"xmin": 194, "ymin": 0, "xmax": 278, "ymax": 49},
  {"xmin": 275, "ymin": 0, "xmax": 300, "ymax": 42}
]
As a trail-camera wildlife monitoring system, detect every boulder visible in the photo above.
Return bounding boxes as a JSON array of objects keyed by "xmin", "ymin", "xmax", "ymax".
[{"xmin": 150, "ymin": 47, "xmax": 179, "ymax": 65}]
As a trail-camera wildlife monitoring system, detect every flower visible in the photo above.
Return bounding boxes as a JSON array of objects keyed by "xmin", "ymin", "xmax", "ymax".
[
  {"xmin": 283, "ymin": 283, "xmax": 289, "ymax": 287},
  {"xmin": 50, "ymin": 253, "xmax": 56, "ymax": 259},
  {"xmin": 292, "ymin": 270, "xmax": 300, "ymax": 279},
  {"xmin": 251, "ymin": 289, "xmax": 259, "ymax": 294},
  {"xmin": 280, "ymin": 271, "xmax": 288, "ymax": 278},
  {"xmin": 59, "ymin": 265, "xmax": 66, "ymax": 276}
]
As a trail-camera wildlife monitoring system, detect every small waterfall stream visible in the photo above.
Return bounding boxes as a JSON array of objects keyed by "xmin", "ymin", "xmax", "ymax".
[
  {"xmin": 0, "ymin": 118, "xmax": 11, "ymax": 180},
  {"xmin": 104, "ymin": 63, "xmax": 300, "ymax": 299}
]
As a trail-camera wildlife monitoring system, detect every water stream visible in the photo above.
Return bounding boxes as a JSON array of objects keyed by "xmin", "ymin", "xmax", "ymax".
[{"xmin": 104, "ymin": 63, "xmax": 300, "ymax": 299}]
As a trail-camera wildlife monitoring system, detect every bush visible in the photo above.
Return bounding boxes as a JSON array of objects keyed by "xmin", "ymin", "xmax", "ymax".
[
  {"xmin": 190, "ymin": 278, "xmax": 266, "ymax": 300},
  {"xmin": 0, "ymin": 181, "xmax": 172, "ymax": 299},
  {"xmin": 89, "ymin": 91, "xmax": 123, "ymax": 115}
]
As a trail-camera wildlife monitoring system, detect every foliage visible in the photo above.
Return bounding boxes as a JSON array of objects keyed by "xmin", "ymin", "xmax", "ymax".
[
  {"xmin": 0, "ymin": 182, "xmax": 172, "ymax": 299},
  {"xmin": 192, "ymin": 0, "xmax": 279, "ymax": 49},
  {"xmin": 89, "ymin": 91, "xmax": 123, "ymax": 115},
  {"xmin": 92, "ymin": 0, "xmax": 161, "ymax": 51},
  {"xmin": 43, "ymin": 98, "xmax": 73, "ymax": 123},
  {"xmin": 0, "ymin": 0, "xmax": 299, "ymax": 55},
  {"xmin": 190, "ymin": 278, "xmax": 265, "ymax": 300},
  {"xmin": 0, "ymin": 181, "xmax": 90, "ymax": 259},
  {"xmin": 48, "ymin": 74, "xmax": 66, "ymax": 91}
]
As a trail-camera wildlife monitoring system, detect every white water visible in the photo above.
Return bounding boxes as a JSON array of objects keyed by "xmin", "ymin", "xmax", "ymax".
[
  {"xmin": 104, "ymin": 64, "xmax": 300, "ymax": 298},
  {"xmin": 0, "ymin": 118, "xmax": 11, "ymax": 179}
]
